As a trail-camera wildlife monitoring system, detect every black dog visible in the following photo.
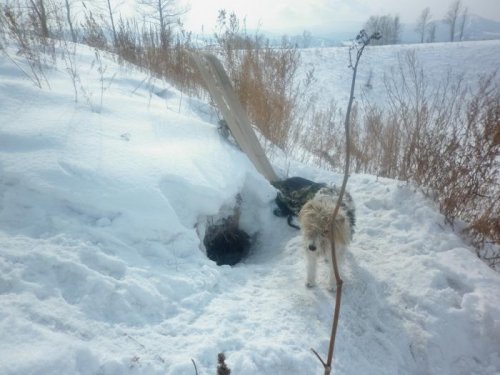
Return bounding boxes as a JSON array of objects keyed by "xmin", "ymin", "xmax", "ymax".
[{"xmin": 272, "ymin": 177, "xmax": 327, "ymax": 229}]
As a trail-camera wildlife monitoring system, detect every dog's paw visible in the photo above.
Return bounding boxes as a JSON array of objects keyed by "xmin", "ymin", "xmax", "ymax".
[
  {"xmin": 305, "ymin": 281, "xmax": 316, "ymax": 288},
  {"xmin": 327, "ymin": 285, "xmax": 337, "ymax": 293}
]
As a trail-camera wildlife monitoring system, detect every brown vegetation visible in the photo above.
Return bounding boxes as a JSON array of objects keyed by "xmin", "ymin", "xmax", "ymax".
[
  {"xmin": 303, "ymin": 52, "xmax": 499, "ymax": 267},
  {"xmin": 212, "ymin": 10, "xmax": 312, "ymax": 152}
]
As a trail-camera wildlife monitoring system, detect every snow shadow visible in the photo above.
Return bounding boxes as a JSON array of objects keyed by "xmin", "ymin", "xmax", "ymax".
[{"xmin": 334, "ymin": 251, "xmax": 431, "ymax": 374}]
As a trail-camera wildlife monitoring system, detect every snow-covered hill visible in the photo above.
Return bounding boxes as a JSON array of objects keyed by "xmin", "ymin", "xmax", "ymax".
[
  {"xmin": 299, "ymin": 39, "xmax": 500, "ymax": 110},
  {"xmin": 0, "ymin": 42, "xmax": 499, "ymax": 375}
]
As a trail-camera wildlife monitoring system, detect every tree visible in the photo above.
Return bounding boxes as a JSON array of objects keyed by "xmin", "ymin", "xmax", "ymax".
[
  {"xmin": 415, "ymin": 7, "xmax": 431, "ymax": 43},
  {"xmin": 459, "ymin": 7, "xmax": 468, "ymax": 41},
  {"xmin": 427, "ymin": 23, "xmax": 436, "ymax": 43},
  {"xmin": 445, "ymin": 0, "xmax": 462, "ymax": 42},
  {"xmin": 363, "ymin": 15, "xmax": 401, "ymax": 45},
  {"xmin": 392, "ymin": 15, "xmax": 401, "ymax": 44},
  {"xmin": 139, "ymin": 0, "xmax": 186, "ymax": 50},
  {"xmin": 302, "ymin": 30, "xmax": 312, "ymax": 48}
]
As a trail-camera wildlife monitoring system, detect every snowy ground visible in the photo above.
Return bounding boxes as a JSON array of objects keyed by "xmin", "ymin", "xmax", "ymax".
[
  {"xmin": 0, "ymin": 41, "xmax": 499, "ymax": 375},
  {"xmin": 299, "ymin": 39, "xmax": 500, "ymax": 109}
]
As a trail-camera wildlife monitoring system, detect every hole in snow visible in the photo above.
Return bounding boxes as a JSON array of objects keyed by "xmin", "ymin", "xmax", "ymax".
[
  {"xmin": 204, "ymin": 222, "xmax": 251, "ymax": 266},
  {"xmin": 202, "ymin": 195, "xmax": 251, "ymax": 266}
]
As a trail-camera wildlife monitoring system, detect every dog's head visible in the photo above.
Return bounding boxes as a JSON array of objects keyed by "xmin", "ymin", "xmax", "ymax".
[{"xmin": 299, "ymin": 198, "xmax": 348, "ymax": 252}]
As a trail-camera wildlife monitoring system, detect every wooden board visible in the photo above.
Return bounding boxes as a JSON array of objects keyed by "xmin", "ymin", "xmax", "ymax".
[{"xmin": 190, "ymin": 52, "xmax": 278, "ymax": 183}]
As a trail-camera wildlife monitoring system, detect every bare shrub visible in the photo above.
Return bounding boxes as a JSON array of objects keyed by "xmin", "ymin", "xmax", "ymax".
[
  {"xmin": 81, "ymin": 6, "xmax": 108, "ymax": 51},
  {"xmin": 29, "ymin": 0, "xmax": 50, "ymax": 38},
  {"xmin": 213, "ymin": 10, "xmax": 312, "ymax": 152},
  {"xmin": 169, "ymin": 30, "xmax": 202, "ymax": 95},
  {"xmin": 111, "ymin": 18, "xmax": 203, "ymax": 98},
  {"xmin": 447, "ymin": 73, "xmax": 499, "ymax": 255},
  {"xmin": 382, "ymin": 54, "xmax": 499, "ymax": 262},
  {"xmin": 363, "ymin": 14, "xmax": 401, "ymax": 45},
  {"xmin": 0, "ymin": 1, "xmax": 52, "ymax": 88},
  {"xmin": 115, "ymin": 16, "xmax": 143, "ymax": 66},
  {"xmin": 300, "ymin": 100, "xmax": 344, "ymax": 168},
  {"xmin": 304, "ymin": 50, "xmax": 499, "ymax": 266}
]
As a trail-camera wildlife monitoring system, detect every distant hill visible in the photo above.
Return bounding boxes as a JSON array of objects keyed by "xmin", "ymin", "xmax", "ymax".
[
  {"xmin": 453, "ymin": 14, "xmax": 500, "ymax": 40},
  {"xmin": 190, "ymin": 14, "xmax": 500, "ymax": 48},
  {"xmin": 261, "ymin": 13, "xmax": 500, "ymax": 47}
]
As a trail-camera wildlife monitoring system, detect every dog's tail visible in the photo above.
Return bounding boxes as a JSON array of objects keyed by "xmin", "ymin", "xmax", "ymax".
[
  {"xmin": 287, "ymin": 215, "xmax": 300, "ymax": 230},
  {"xmin": 272, "ymin": 207, "xmax": 301, "ymax": 230}
]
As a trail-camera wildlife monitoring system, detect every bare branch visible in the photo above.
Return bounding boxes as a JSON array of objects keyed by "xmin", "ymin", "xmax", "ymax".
[
  {"xmin": 312, "ymin": 29, "xmax": 378, "ymax": 374},
  {"xmin": 191, "ymin": 359, "xmax": 198, "ymax": 375},
  {"xmin": 445, "ymin": 0, "xmax": 462, "ymax": 42},
  {"xmin": 415, "ymin": 7, "xmax": 432, "ymax": 43}
]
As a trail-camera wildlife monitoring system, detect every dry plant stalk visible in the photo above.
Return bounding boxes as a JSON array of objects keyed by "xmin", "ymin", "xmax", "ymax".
[
  {"xmin": 191, "ymin": 358, "xmax": 198, "ymax": 375},
  {"xmin": 213, "ymin": 10, "xmax": 310, "ymax": 153},
  {"xmin": 312, "ymin": 29, "xmax": 381, "ymax": 375}
]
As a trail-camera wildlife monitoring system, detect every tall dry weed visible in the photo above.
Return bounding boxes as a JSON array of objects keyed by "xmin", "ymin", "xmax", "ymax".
[
  {"xmin": 213, "ymin": 10, "xmax": 312, "ymax": 152},
  {"xmin": 302, "ymin": 51, "xmax": 499, "ymax": 266}
]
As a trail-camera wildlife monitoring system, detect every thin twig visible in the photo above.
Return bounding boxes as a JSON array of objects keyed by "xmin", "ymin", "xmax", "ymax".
[
  {"xmin": 191, "ymin": 359, "xmax": 198, "ymax": 375},
  {"xmin": 311, "ymin": 348, "xmax": 327, "ymax": 368},
  {"xmin": 312, "ymin": 29, "xmax": 380, "ymax": 375}
]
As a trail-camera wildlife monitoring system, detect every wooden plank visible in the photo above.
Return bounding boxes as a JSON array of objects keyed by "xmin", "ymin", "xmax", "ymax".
[{"xmin": 190, "ymin": 52, "xmax": 278, "ymax": 183}]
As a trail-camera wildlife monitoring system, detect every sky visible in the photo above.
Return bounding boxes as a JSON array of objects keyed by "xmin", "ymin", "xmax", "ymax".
[{"xmin": 180, "ymin": 0, "xmax": 500, "ymax": 34}]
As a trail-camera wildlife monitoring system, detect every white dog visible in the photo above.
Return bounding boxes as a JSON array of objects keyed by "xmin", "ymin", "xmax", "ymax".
[{"xmin": 298, "ymin": 186, "xmax": 355, "ymax": 290}]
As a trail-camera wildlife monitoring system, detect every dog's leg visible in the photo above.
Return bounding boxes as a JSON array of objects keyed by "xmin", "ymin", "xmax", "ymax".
[
  {"xmin": 336, "ymin": 243, "xmax": 345, "ymax": 268},
  {"xmin": 327, "ymin": 243, "xmax": 348, "ymax": 291},
  {"xmin": 325, "ymin": 245, "xmax": 336, "ymax": 291},
  {"xmin": 325, "ymin": 240, "xmax": 347, "ymax": 291},
  {"xmin": 305, "ymin": 250, "xmax": 317, "ymax": 288}
]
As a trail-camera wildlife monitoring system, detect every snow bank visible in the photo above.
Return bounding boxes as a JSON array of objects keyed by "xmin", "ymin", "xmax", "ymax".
[{"xmin": 0, "ymin": 42, "xmax": 499, "ymax": 374}]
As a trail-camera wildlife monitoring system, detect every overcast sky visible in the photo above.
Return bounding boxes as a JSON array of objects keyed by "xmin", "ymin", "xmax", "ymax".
[{"xmin": 180, "ymin": 0, "xmax": 500, "ymax": 34}]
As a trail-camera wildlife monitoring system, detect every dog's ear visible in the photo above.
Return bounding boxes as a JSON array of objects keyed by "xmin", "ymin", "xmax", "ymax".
[{"xmin": 298, "ymin": 201, "xmax": 310, "ymax": 219}]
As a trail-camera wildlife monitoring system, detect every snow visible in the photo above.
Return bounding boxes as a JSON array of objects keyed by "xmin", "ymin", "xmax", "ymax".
[
  {"xmin": 299, "ymin": 39, "xmax": 500, "ymax": 109},
  {"xmin": 1, "ymin": 41, "xmax": 499, "ymax": 375}
]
